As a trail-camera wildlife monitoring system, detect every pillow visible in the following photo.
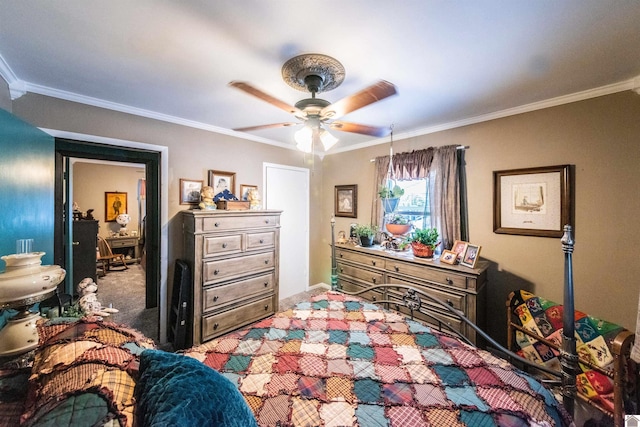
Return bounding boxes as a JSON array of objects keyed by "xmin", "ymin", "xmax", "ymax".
[
  {"xmin": 135, "ymin": 349, "xmax": 257, "ymax": 427},
  {"xmin": 20, "ymin": 318, "xmax": 155, "ymax": 427}
]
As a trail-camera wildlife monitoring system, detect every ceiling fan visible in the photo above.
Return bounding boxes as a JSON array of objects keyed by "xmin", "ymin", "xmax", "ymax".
[{"xmin": 229, "ymin": 53, "xmax": 397, "ymax": 152}]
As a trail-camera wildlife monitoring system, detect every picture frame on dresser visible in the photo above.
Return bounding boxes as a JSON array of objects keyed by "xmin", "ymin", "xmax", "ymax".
[
  {"xmin": 208, "ymin": 170, "xmax": 236, "ymax": 196},
  {"xmin": 440, "ymin": 250, "xmax": 458, "ymax": 265},
  {"xmin": 335, "ymin": 184, "xmax": 357, "ymax": 218},
  {"xmin": 240, "ymin": 184, "xmax": 258, "ymax": 201},
  {"xmin": 105, "ymin": 191, "xmax": 127, "ymax": 222},
  {"xmin": 451, "ymin": 240, "xmax": 468, "ymax": 263},
  {"xmin": 493, "ymin": 164, "xmax": 572, "ymax": 237},
  {"xmin": 179, "ymin": 179, "xmax": 203, "ymax": 205},
  {"xmin": 460, "ymin": 244, "xmax": 481, "ymax": 268}
]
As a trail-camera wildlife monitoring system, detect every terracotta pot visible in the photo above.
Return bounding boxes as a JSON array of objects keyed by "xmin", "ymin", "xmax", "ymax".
[
  {"xmin": 385, "ymin": 223, "xmax": 411, "ymax": 236},
  {"xmin": 411, "ymin": 242, "xmax": 435, "ymax": 258}
]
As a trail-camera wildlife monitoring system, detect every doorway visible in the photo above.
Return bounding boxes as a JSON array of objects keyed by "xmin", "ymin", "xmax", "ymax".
[
  {"xmin": 54, "ymin": 137, "xmax": 162, "ymax": 340},
  {"xmin": 263, "ymin": 163, "xmax": 310, "ymax": 300}
]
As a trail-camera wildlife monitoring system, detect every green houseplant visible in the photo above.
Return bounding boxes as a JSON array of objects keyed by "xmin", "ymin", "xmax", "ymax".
[
  {"xmin": 378, "ymin": 184, "xmax": 405, "ymax": 214},
  {"xmin": 354, "ymin": 224, "xmax": 378, "ymax": 247},
  {"xmin": 407, "ymin": 227, "xmax": 440, "ymax": 258}
]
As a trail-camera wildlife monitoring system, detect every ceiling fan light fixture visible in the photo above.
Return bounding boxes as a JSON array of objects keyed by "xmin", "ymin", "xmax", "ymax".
[
  {"xmin": 294, "ymin": 126, "xmax": 313, "ymax": 153},
  {"xmin": 319, "ymin": 129, "xmax": 338, "ymax": 151}
]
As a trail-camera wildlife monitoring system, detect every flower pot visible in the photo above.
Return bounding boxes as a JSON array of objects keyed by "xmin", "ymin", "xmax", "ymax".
[
  {"xmin": 382, "ymin": 198, "xmax": 399, "ymax": 214},
  {"xmin": 385, "ymin": 223, "xmax": 411, "ymax": 236},
  {"xmin": 359, "ymin": 235, "xmax": 374, "ymax": 247},
  {"xmin": 411, "ymin": 242, "xmax": 435, "ymax": 258}
]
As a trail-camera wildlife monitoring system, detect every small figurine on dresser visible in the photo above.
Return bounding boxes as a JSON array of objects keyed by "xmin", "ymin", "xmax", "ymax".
[
  {"xmin": 77, "ymin": 278, "xmax": 119, "ymax": 317},
  {"xmin": 248, "ymin": 188, "xmax": 262, "ymax": 210},
  {"xmin": 199, "ymin": 185, "xmax": 216, "ymax": 210}
]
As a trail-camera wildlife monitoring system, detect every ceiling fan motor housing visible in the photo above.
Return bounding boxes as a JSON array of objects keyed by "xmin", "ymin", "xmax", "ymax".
[{"xmin": 281, "ymin": 54, "xmax": 345, "ymax": 94}]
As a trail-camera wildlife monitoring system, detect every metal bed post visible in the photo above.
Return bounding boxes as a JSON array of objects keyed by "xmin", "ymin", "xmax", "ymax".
[
  {"xmin": 561, "ymin": 225, "xmax": 577, "ymax": 417},
  {"xmin": 330, "ymin": 215, "xmax": 338, "ymax": 290}
]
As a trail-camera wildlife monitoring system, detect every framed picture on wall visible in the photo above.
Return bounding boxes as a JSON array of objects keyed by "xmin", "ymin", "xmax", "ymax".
[
  {"xmin": 335, "ymin": 185, "xmax": 357, "ymax": 218},
  {"xmin": 493, "ymin": 164, "xmax": 572, "ymax": 237},
  {"xmin": 105, "ymin": 191, "xmax": 127, "ymax": 222},
  {"xmin": 179, "ymin": 179, "xmax": 203, "ymax": 205},
  {"xmin": 208, "ymin": 170, "xmax": 236, "ymax": 196}
]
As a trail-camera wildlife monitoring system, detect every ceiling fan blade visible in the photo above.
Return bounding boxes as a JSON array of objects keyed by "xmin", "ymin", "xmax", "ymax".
[
  {"xmin": 320, "ymin": 80, "xmax": 397, "ymax": 120},
  {"xmin": 229, "ymin": 81, "xmax": 304, "ymax": 116},
  {"xmin": 329, "ymin": 121, "xmax": 391, "ymax": 137},
  {"xmin": 233, "ymin": 122, "xmax": 299, "ymax": 132}
]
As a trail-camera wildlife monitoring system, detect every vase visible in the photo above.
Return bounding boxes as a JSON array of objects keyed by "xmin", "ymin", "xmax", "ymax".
[
  {"xmin": 385, "ymin": 223, "xmax": 411, "ymax": 236},
  {"xmin": 411, "ymin": 242, "xmax": 434, "ymax": 258},
  {"xmin": 359, "ymin": 236, "xmax": 374, "ymax": 247}
]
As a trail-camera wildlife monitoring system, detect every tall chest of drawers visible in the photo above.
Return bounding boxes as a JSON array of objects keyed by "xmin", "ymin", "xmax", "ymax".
[
  {"xmin": 182, "ymin": 210, "xmax": 281, "ymax": 346},
  {"xmin": 335, "ymin": 244, "xmax": 488, "ymax": 345}
]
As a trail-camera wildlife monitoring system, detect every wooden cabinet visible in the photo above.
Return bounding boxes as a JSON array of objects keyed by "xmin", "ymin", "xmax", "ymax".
[
  {"xmin": 105, "ymin": 236, "xmax": 140, "ymax": 263},
  {"xmin": 335, "ymin": 244, "xmax": 487, "ymax": 345},
  {"xmin": 72, "ymin": 220, "xmax": 98, "ymax": 287},
  {"xmin": 182, "ymin": 210, "xmax": 281, "ymax": 346}
]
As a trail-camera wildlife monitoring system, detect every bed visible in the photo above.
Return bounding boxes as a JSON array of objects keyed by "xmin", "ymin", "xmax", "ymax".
[{"xmin": 0, "ymin": 226, "xmax": 581, "ymax": 426}]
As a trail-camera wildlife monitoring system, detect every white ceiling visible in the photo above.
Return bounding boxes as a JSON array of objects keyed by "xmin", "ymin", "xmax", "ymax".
[{"xmin": 1, "ymin": 1, "xmax": 640, "ymax": 152}]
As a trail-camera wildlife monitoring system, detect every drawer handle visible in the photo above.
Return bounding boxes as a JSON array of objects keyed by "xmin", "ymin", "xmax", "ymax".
[
  {"xmin": 214, "ymin": 269, "xmax": 220, "ymax": 275},
  {"xmin": 264, "ymin": 305, "xmax": 269, "ymax": 311},
  {"xmin": 371, "ymin": 260, "xmax": 376, "ymax": 266},
  {"xmin": 213, "ymin": 323, "xmax": 219, "ymax": 330},
  {"xmin": 259, "ymin": 239, "xmax": 264, "ymax": 244},
  {"xmin": 372, "ymin": 295, "xmax": 377, "ymax": 301},
  {"xmin": 394, "ymin": 266, "xmax": 399, "ymax": 272},
  {"xmin": 222, "ymin": 243, "xmax": 227, "ymax": 248},
  {"xmin": 339, "ymin": 253, "xmax": 343, "ymax": 258},
  {"xmin": 72, "ymin": 241, "xmax": 80, "ymax": 246},
  {"xmin": 395, "ymin": 304, "xmax": 400, "ymax": 311},
  {"xmin": 213, "ymin": 296, "xmax": 219, "ymax": 302},
  {"xmin": 371, "ymin": 277, "xmax": 377, "ymax": 284},
  {"xmin": 264, "ymin": 219, "xmax": 270, "ymax": 224},
  {"xmin": 214, "ymin": 222, "xmax": 220, "ymax": 227},
  {"xmin": 339, "ymin": 268, "xmax": 343, "ymax": 273},
  {"xmin": 264, "ymin": 259, "xmax": 269, "ymax": 265},
  {"xmin": 446, "ymin": 299, "xmax": 453, "ymax": 306},
  {"xmin": 264, "ymin": 282, "xmax": 269, "ymax": 287},
  {"xmin": 446, "ymin": 277, "xmax": 453, "ymax": 285}
]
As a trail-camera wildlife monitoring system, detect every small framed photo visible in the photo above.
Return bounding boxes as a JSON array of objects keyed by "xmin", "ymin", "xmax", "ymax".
[
  {"xmin": 105, "ymin": 191, "xmax": 127, "ymax": 222},
  {"xmin": 451, "ymin": 240, "xmax": 468, "ymax": 262},
  {"xmin": 460, "ymin": 244, "xmax": 481, "ymax": 268},
  {"xmin": 335, "ymin": 184, "xmax": 357, "ymax": 218},
  {"xmin": 440, "ymin": 250, "xmax": 458, "ymax": 265},
  {"xmin": 180, "ymin": 179, "xmax": 203, "ymax": 205},
  {"xmin": 208, "ymin": 170, "xmax": 236, "ymax": 196},
  {"xmin": 240, "ymin": 184, "xmax": 258, "ymax": 201}
]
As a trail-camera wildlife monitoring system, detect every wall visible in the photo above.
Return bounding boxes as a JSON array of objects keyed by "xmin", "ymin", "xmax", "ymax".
[
  {"xmin": 11, "ymin": 93, "xmax": 325, "ymax": 293},
  {"xmin": 0, "ymin": 108, "xmax": 55, "ymax": 268},
  {"xmin": 321, "ymin": 91, "xmax": 640, "ymax": 343},
  {"xmin": 72, "ymin": 162, "xmax": 145, "ymax": 238}
]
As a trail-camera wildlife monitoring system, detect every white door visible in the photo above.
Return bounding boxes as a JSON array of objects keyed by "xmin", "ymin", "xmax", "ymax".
[{"xmin": 263, "ymin": 163, "xmax": 309, "ymax": 300}]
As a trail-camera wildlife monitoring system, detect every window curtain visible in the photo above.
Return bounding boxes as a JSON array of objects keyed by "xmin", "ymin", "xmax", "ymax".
[{"xmin": 371, "ymin": 145, "xmax": 461, "ymax": 249}]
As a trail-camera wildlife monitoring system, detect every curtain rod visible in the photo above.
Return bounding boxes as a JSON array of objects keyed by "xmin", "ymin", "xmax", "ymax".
[{"xmin": 369, "ymin": 145, "xmax": 469, "ymax": 162}]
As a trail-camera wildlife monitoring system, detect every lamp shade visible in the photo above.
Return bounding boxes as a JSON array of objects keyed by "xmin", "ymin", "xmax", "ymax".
[
  {"xmin": 294, "ymin": 125, "xmax": 338, "ymax": 153},
  {"xmin": 319, "ymin": 129, "xmax": 338, "ymax": 151}
]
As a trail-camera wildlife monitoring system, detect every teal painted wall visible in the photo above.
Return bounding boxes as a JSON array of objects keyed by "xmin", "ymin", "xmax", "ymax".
[{"xmin": 0, "ymin": 108, "xmax": 54, "ymax": 270}]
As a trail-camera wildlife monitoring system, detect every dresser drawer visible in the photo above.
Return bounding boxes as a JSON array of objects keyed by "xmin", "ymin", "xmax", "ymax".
[
  {"xmin": 107, "ymin": 237, "xmax": 138, "ymax": 248},
  {"xmin": 388, "ymin": 295, "xmax": 463, "ymax": 335},
  {"xmin": 336, "ymin": 249, "xmax": 384, "ymax": 269},
  {"xmin": 201, "ymin": 215, "xmax": 279, "ymax": 232},
  {"xmin": 203, "ymin": 234, "xmax": 242, "ymax": 257},
  {"xmin": 203, "ymin": 251, "xmax": 275, "ymax": 283},
  {"xmin": 386, "ymin": 276, "xmax": 465, "ymax": 311},
  {"xmin": 337, "ymin": 261, "xmax": 383, "ymax": 286},
  {"xmin": 203, "ymin": 273, "xmax": 274, "ymax": 312},
  {"xmin": 247, "ymin": 231, "xmax": 275, "ymax": 250},
  {"xmin": 339, "ymin": 279, "xmax": 384, "ymax": 303},
  {"xmin": 386, "ymin": 259, "xmax": 467, "ymax": 289},
  {"xmin": 202, "ymin": 296, "xmax": 274, "ymax": 341}
]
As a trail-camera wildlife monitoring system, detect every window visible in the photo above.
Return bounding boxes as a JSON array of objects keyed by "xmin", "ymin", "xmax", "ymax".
[{"xmin": 390, "ymin": 177, "xmax": 431, "ymax": 230}]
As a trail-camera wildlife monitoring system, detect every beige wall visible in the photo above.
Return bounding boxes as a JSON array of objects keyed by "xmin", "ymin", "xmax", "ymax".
[
  {"xmin": 11, "ymin": 90, "xmax": 640, "ymax": 345},
  {"xmin": 321, "ymin": 91, "xmax": 640, "ymax": 342},
  {"xmin": 72, "ymin": 162, "xmax": 145, "ymax": 238}
]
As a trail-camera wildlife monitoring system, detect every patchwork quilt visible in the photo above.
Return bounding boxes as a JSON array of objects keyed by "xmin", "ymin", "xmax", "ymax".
[
  {"xmin": 186, "ymin": 291, "xmax": 572, "ymax": 427},
  {"xmin": 510, "ymin": 290, "xmax": 624, "ymax": 414}
]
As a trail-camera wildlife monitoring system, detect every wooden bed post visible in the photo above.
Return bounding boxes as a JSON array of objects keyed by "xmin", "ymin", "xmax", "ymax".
[{"xmin": 561, "ymin": 225, "xmax": 578, "ymax": 417}]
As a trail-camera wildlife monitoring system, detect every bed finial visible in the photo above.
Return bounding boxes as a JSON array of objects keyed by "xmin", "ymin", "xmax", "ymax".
[{"xmin": 561, "ymin": 224, "xmax": 574, "ymax": 254}]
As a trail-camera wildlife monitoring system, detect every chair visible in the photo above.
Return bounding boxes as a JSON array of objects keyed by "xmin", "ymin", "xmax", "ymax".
[{"xmin": 97, "ymin": 236, "xmax": 128, "ymax": 275}]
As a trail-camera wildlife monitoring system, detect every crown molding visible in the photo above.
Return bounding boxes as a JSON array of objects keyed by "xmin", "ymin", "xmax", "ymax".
[{"xmin": 0, "ymin": 53, "xmax": 27, "ymax": 100}]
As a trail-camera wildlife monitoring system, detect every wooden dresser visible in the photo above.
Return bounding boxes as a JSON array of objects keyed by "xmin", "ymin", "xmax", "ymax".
[
  {"xmin": 335, "ymin": 244, "xmax": 488, "ymax": 345},
  {"xmin": 182, "ymin": 209, "xmax": 281, "ymax": 346}
]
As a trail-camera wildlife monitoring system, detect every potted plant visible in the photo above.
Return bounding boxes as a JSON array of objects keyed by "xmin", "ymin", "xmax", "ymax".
[
  {"xmin": 407, "ymin": 227, "xmax": 440, "ymax": 258},
  {"xmin": 385, "ymin": 214, "xmax": 412, "ymax": 236},
  {"xmin": 354, "ymin": 224, "xmax": 378, "ymax": 247},
  {"xmin": 378, "ymin": 184, "xmax": 404, "ymax": 213}
]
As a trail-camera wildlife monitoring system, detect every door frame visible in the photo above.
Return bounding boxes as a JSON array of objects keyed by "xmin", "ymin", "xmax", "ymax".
[{"xmin": 48, "ymin": 129, "xmax": 169, "ymax": 343}]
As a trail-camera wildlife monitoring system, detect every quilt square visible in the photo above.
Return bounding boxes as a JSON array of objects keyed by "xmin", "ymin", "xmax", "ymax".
[
  {"xmin": 327, "ymin": 359, "xmax": 353, "ymax": 376},
  {"xmin": 382, "ymin": 382, "xmax": 413, "ymax": 405},
  {"xmin": 413, "ymin": 383, "xmax": 449, "ymax": 406},
  {"xmin": 319, "ymin": 401, "xmax": 356, "ymax": 427},
  {"xmin": 326, "ymin": 377, "xmax": 355, "ymax": 402},
  {"xmin": 299, "ymin": 376, "xmax": 326, "ymax": 400},
  {"xmin": 326, "ymin": 344, "xmax": 347, "ymax": 360},
  {"xmin": 327, "ymin": 320, "xmax": 349, "ymax": 331},
  {"xmin": 354, "ymin": 378, "xmax": 382, "ymax": 403},
  {"xmin": 375, "ymin": 364, "xmax": 409, "ymax": 383},
  {"xmin": 328, "ymin": 329, "xmax": 348, "ymax": 344},
  {"xmin": 265, "ymin": 373, "xmax": 299, "ymax": 396},
  {"xmin": 299, "ymin": 354, "xmax": 326, "ymax": 377},
  {"xmin": 349, "ymin": 331, "xmax": 371, "ymax": 345},
  {"xmin": 290, "ymin": 397, "xmax": 322, "ymax": 427},
  {"xmin": 355, "ymin": 404, "xmax": 388, "ymax": 427},
  {"xmin": 285, "ymin": 329, "xmax": 305, "ymax": 341},
  {"xmin": 224, "ymin": 354, "xmax": 252, "ymax": 373},
  {"xmin": 273, "ymin": 354, "xmax": 299, "ymax": 374},
  {"xmin": 375, "ymin": 347, "xmax": 400, "ymax": 365},
  {"xmin": 351, "ymin": 360, "xmax": 379, "ymax": 379},
  {"xmin": 348, "ymin": 343, "xmax": 375, "ymax": 360}
]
